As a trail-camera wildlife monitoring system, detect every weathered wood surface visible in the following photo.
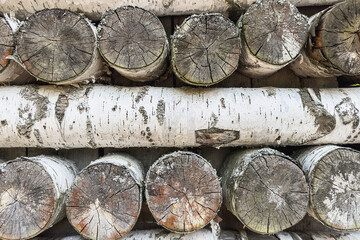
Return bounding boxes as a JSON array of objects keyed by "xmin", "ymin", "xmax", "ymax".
[
  {"xmin": 237, "ymin": 0, "xmax": 308, "ymax": 78},
  {"xmin": 221, "ymin": 148, "xmax": 309, "ymax": 234},
  {"xmin": 0, "ymin": 155, "xmax": 77, "ymax": 240},
  {"xmin": 291, "ymin": 0, "xmax": 360, "ymax": 77},
  {"xmin": 171, "ymin": 13, "xmax": 240, "ymax": 86},
  {"xmin": 16, "ymin": 9, "xmax": 105, "ymax": 84},
  {"xmin": 98, "ymin": 6, "xmax": 168, "ymax": 82},
  {"xmin": 295, "ymin": 231, "xmax": 360, "ymax": 240},
  {"xmin": 294, "ymin": 145, "xmax": 360, "ymax": 231},
  {"xmin": 0, "ymin": 85, "xmax": 360, "ymax": 148},
  {"xmin": 145, "ymin": 151, "xmax": 222, "ymax": 232},
  {"xmin": 66, "ymin": 153, "xmax": 144, "ymax": 240}
]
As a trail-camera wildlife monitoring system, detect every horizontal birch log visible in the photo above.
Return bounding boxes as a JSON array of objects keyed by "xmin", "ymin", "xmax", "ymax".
[
  {"xmin": 221, "ymin": 148, "xmax": 309, "ymax": 234},
  {"xmin": 0, "ymin": 85, "xmax": 360, "ymax": 148},
  {"xmin": 237, "ymin": 0, "xmax": 308, "ymax": 78},
  {"xmin": 66, "ymin": 153, "xmax": 144, "ymax": 240},
  {"xmin": 0, "ymin": 0, "xmax": 342, "ymax": 21},
  {"xmin": 145, "ymin": 151, "xmax": 222, "ymax": 233},
  {"xmin": 290, "ymin": 0, "xmax": 360, "ymax": 77},
  {"xmin": 0, "ymin": 155, "xmax": 77, "ymax": 240},
  {"xmin": 294, "ymin": 231, "xmax": 360, "ymax": 240},
  {"xmin": 98, "ymin": 6, "xmax": 168, "ymax": 82},
  {"xmin": 16, "ymin": 9, "xmax": 105, "ymax": 84},
  {"xmin": 171, "ymin": 13, "xmax": 240, "ymax": 86},
  {"xmin": 293, "ymin": 145, "xmax": 360, "ymax": 231}
]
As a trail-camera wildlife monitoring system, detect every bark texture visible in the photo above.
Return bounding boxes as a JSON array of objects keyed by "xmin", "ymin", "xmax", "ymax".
[
  {"xmin": 294, "ymin": 145, "xmax": 360, "ymax": 231},
  {"xmin": 291, "ymin": 0, "xmax": 360, "ymax": 77},
  {"xmin": 66, "ymin": 153, "xmax": 144, "ymax": 240},
  {"xmin": 237, "ymin": 0, "xmax": 308, "ymax": 78},
  {"xmin": 221, "ymin": 148, "xmax": 309, "ymax": 234},
  {"xmin": 295, "ymin": 231, "xmax": 360, "ymax": 240},
  {"xmin": 145, "ymin": 151, "xmax": 222, "ymax": 233},
  {"xmin": 0, "ymin": 155, "xmax": 77, "ymax": 240},
  {"xmin": 16, "ymin": 9, "xmax": 105, "ymax": 84},
  {"xmin": 171, "ymin": 13, "xmax": 240, "ymax": 86},
  {"xmin": 0, "ymin": 85, "xmax": 359, "ymax": 148},
  {"xmin": 98, "ymin": 6, "xmax": 168, "ymax": 82}
]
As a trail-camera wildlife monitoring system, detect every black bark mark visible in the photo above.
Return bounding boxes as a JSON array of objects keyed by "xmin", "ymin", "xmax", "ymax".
[
  {"xmin": 55, "ymin": 94, "xmax": 69, "ymax": 126},
  {"xmin": 335, "ymin": 97, "xmax": 359, "ymax": 129},
  {"xmin": 195, "ymin": 127, "xmax": 240, "ymax": 147},
  {"xmin": 156, "ymin": 100, "xmax": 165, "ymax": 126}
]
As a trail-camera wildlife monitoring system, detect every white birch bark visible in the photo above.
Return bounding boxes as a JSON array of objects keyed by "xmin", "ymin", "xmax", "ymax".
[
  {"xmin": 0, "ymin": 0, "xmax": 342, "ymax": 20},
  {"xmin": 0, "ymin": 85, "xmax": 359, "ymax": 148}
]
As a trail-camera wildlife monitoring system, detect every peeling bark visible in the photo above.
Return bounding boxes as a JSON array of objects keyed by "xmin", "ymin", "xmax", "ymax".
[
  {"xmin": 221, "ymin": 148, "xmax": 309, "ymax": 234},
  {"xmin": 145, "ymin": 151, "xmax": 222, "ymax": 233},
  {"xmin": 98, "ymin": 6, "xmax": 168, "ymax": 82},
  {"xmin": 291, "ymin": 0, "xmax": 360, "ymax": 77},
  {"xmin": 237, "ymin": 0, "xmax": 308, "ymax": 78},
  {"xmin": 16, "ymin": 9, "xmax": 105, "ymax": 84},
  {"xmin": 293, "ymin": 145, "xmax": 360, "ymax": 231},
  {"xmin": 0, "ymin": 155, "xmax": 77, "ymax": 240},
  {"xmin": 171, "ymin": 13, "xmax": 240, "ymax": 86},
  {"xmin": 66, "ymin": 153, "xmax": 144, "ymax": 240}
]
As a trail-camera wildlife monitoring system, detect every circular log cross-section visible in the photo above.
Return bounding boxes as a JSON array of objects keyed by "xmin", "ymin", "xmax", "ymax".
[
  {"xmin": 17, "ymin": 9, "xmax": 103, "ymax": 84},
  {"xmin": 0, "ymin": 156, "xmax": 77, "ymax": 240},
  {"xmin": 291, "ymin": 0, "xmax": 360, "ymax": 77},
  {"xmin": 0, "ymin": 17, "xmax": 14, "ymax": 73},
  {"xmin": 221, "ymin": 148, "xmax": 309, "ymax": 234},
  {"xmin": 171, "ymin": 13, "xmax": 240, "ymax": 86},
  {"xmin": 145, "ymin": 151, "xmax": 222, "ymax": 232},
  {"xmin": 98, "ymin": 6, "xmax": 168, "ymax": 82},
  {"xmin": 294, "ymin": 145, "xmax": 360, "ymax": 231},
  {"xmin": 66, "ymin": 154, "xmax": 144, "ymax": 240},
  {"xmin": 238, "ymin": 0, "xmax": 308, "ymax": 78}
]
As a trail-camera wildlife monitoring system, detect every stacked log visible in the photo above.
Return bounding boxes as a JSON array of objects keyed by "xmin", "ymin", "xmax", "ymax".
[
  {"xmin": 293, "ymin": 145, "xmax": 360, "ymax": 231},
  {"xmin": 66, "ymin": 153, "xmax": 144, "ymax": 240},
  {"xmin": 221, "ymin": 148, "xmax": 309, "ymax": 234},
  {"xmin": 0, "ymin": 155, "xmax": 77, "ymax": 239},
  {"xmin": 171, "ymin": 13, "xmax": 240, "ymax": 86},
  {"xmin": 98, "ymin": 6, "xmax": 169, "ymax": 82},
  {"xmin": 145, "ymin": 151, "xmax": 222, "ymax": 232},
  {"xmin": 291, "ymin": 0, "xmax": 360, "ymax": 77},
  {"xmin": 16, "ymin": 9, "xmax": 105, "ymax": 85},
  {"xmin": 237, "ymin": 0, "xmax": 308, "ymax": 78}
]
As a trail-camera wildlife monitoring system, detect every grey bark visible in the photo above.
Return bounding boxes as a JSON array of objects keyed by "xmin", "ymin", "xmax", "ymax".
[
  {"xmin": 171, "ymin": 13, "xmax": 240, "ymax": 86},
  {"xmin": 220, "ymin": 148, "xmax": 309, "ymax": 234},
  {"xmin": 145, "ymin": 151, "xmax": 222, "ymax": 233},
  {"xmin": 98, "ymin": 6, "xmax": 169, "ymax": 82}
]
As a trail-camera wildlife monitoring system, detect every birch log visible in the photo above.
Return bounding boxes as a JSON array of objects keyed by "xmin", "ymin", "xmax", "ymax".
[
  {"xmin": 294, "ymin": 145, "xmax": 360, "ymax": 231},
  {"xmin": 0, "ymin": 155, "xmax": 77, "ymax": 240},
  {"xmin": 0, "ymin": 16, "xmax": 33, "ymax": 84},
  {"xmin": 237, "ymin": 0, "xmax": 308, "ymax": 78},
  {"xmin": 66, "ymin": 153, "xmax": 144, "ymax": 240},
  {"xmin": 171, "ymin": 13, "xmax": 240, "ymax": 86},
  {"xmin": 0, "ymin": 85, "xmax": 360, "ymax": 148},
  {"xmin": 295, "ymin": 231, "xmax": 360, "ymax": 240},
  {"xmin": 221, "ymin": 148, "xmax": 309, "ymax": 234},
  {"xmin": 145, "ymin": 151, "xmax": 222, "ymax": 233},
  {"xmin": 98, "ymin": 6, "xmax": 168, "ymax": 82},
  {"xmin": 290, "ymin": 0, "xmax": 360, "ymax": 77},
  {"xmin": 16, "ymin": 9, "xmax": 105, "ymax": 85}
]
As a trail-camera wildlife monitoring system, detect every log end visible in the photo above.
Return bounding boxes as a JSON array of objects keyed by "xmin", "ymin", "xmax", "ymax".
[{"xmin": 0, "ymin": 17, "xmax": 14, "ymax": 73}]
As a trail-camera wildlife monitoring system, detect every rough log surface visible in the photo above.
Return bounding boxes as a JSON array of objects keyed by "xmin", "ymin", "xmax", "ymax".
[
  {"xmin": 291, "ymin": 0, "xmax": 360, "ymax": 77},
  {"xmin": 66, "ymin": 153, "xmax": 144, "ymax": 240},
  {"xmin": 237, "ymin": 0, "xmax": 308, "ymax": 78},
  {"xmin": 171, "ymin": 13, "xmax": 240, "ymax": 86},
  {"xmin": 98, "ymin": 6, "xmax": 168, "ymax": 82},
  {"xmin": 145, "ymin": 151, "xmax": 222, "ymax": 233},
  {"xmin": 17, "ymin": 9, "xmax": 104, "ymax": 84},
  {"xmin": 0, "ymin": 85, "xmax": 359, "ymax": 148},
  {"xmin": 221, "ymin": 148, "xmax": 309, "ymax": 234},
  {"xmin": 295, "ymin": 231, "xmax": 360, "ymax": 240},
  {"xmin": 294, "ymin": 145, "xmax": 360, "ymax": 231},
  {"xmin": 0, "ymin": 155, "xmax": 77, "ymax": 240}
]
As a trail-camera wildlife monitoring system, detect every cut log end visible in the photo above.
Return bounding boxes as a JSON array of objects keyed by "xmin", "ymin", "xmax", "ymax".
[
  {"xmin": 98, "ymin": 6, "xmax": 168, "ymax": 82},
  {"xmin": 66, "ymin": 154, "xmax": 143, "ymax": 240},
  {"xmin": 145, "ymin": 151, "xmax": 222, "ymax": 233},
  {"xmin": 17, "ymin": 9, "xmax": 98, "ymax": 83},
  {"xmin": 241, "ymin": 0, "xmax": 308, "ymax": 66},
  {"xmin": 0, "ymin": 18, "xmax": 14, "ymax": 73},
  {"xmin": 171, "ymin": 13, "xmax": 240, "ymax": 86},
  {"xmin": 222, "ymin": 149, "xmax": 309, "ymax": 234}
]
